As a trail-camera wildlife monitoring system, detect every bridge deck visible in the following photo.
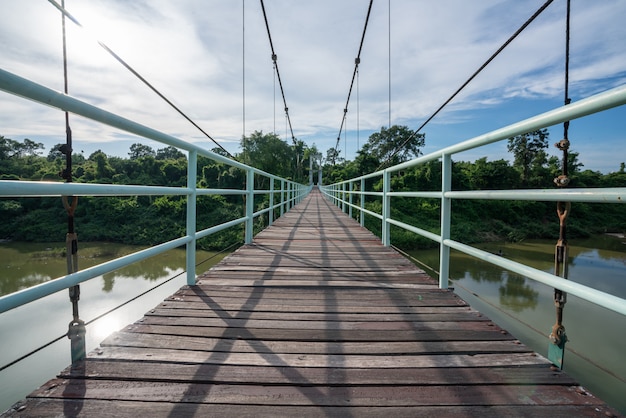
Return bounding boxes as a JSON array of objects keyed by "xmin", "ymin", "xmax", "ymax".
[{"xmin": 5, "ymin": 189, "xmax": 618, "ymax": 417}]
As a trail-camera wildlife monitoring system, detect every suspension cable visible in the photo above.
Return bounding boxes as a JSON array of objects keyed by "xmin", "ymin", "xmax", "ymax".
[
  {"xmin": 335, "ymin": 0, "xmax": 374, "ymax": 152},
  {"xmin": 260, "ymin": 0, "xmax": 296, "ymax": 145},
  {"xmin": 357, "ymin": 66, "xmax": 360, "ymax": 151},
  {"xmin": 388, "ymin": 0, "xmax": 392, "ymax": 129},
  {"xmin": 378, "ymin": 0, "xmax": 555, "ymax": 170},
  {"xmin": 242, "ymin": 0, "xmax": 246, "ymax": 163},
  {"xmin": 59, "ymin": 0, "xmax": 86, "ymax": 366},
  {"xmin": 273, "ymin": 56, "xmax": 277, "ymax": 134},
  {"xmin": 548, "ymin": 0, "xmax": 572, "ymax": 369},
  {"xmin": 47, "ymin": 0, "xmax": 235, "ymax": 159}
]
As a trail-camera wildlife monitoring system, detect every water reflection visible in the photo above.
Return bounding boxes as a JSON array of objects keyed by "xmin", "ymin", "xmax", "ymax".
[
  {"xmin": 100, "ymin": 255, "xmax": 189, "ymax": 292},
  {"xmin": 498, "ymin": 272, "xmax": 538, "ymax": 312},
  {"xmin": 0, "ymin": 242, "xmax": 224, "ymax": 296},
  {"xmin": 448, "ymin": 236, "xmax": 626, "ymax": 304},
  {"xmin": 0, "ymin": 273, "xmax": 53, "ymax": 296}
]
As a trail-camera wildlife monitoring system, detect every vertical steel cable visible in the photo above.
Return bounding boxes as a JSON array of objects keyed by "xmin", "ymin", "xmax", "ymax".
[
  {"xmin": 242, "ymin": 0, "xmax": 246, "ymax": 163},
  {"xmin": 357, "ymin": 66, "xmax": 360, "ymax": 151},
  {"xmin": 60, "ymin": 0, "xmax": 85, "ymax": 365},
  {"xmin": 549, "ymin": 0, "xmax": 572, "ymax": 369},
  {"xmin": 273, "ymin": 58, "xmax": 277, "ymax": 133},
  {"xmin": 388, "ymin": 0, "xmax": 392, "ymax": 128}
]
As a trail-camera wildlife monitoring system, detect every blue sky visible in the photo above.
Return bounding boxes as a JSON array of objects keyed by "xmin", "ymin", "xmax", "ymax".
[{"xmin": 1, "ymin": 0, "xmax": 624, "ymax": 172}]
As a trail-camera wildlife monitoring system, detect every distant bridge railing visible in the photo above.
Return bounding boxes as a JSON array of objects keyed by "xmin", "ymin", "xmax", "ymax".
[
  {"xmin": 321, "ymin": 83, "xmax": 626, "ymax": 318},
  {"xmin": 0, "ymin": 68, "xmax": 310, "ymax": 325}
]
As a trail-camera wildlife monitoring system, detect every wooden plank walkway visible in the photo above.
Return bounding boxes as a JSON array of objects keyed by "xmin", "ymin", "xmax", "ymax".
[{"xmin": 4, "ymin": 188, "xmax": 620, "ymax": 417}]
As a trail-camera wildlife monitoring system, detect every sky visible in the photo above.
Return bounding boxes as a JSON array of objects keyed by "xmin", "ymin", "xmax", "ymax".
[{"xmin": 0, "ymin": 0, "xmax": 625, "ymax": 173}]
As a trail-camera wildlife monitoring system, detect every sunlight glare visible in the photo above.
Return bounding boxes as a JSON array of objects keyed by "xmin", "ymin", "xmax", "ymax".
[{"xmin": 90, "ymin": 315, "xmax": 122, "ymax": 343}]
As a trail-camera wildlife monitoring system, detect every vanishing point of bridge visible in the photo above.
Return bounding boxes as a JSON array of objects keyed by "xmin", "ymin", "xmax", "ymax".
[{"xmin": 3, "ymin": 189, "xmax": 619, "ymax": 417}]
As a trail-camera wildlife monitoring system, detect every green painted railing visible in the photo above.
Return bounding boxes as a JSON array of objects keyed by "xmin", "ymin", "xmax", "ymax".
[
  {"xmin": 321, "ymin": 83, "xmax": 626, "ymax": 318},
  {"xmin": 0, "ymin": 68, "xmax": 311, "ymax": 361}
]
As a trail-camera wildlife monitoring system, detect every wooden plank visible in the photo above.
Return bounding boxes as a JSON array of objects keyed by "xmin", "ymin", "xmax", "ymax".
[
  {"xmin": 144, "ymin": 308, "xmax": 489, "ymax": 322},
  {"xmin": 155, "ymin": 299, "xmax": 473, "ymax": 313},
  {"xmin": 7, "ymin": 399, "xmax": 615, "ymax": 418},
  {"xmin": 30, "ymin": 379, "xmax": 606, "ymax": 407},
  {"xmin": 134, "ymin": 315, "xmax": 496, "ymax": 331},
  {"xmin": 87, "ymin": 346, "xmax": 550, "ymax": 368},
  {"xmin": 121, "ymin": 324, "xmax": 516, "ymax": 342},
  {"xmin": 58, "ymin": 361, "xmax": 572, "ymax": 386},
  {"xmin": 101, "ymin": 331, "xmax": 529, "ymax": 354},
  {"xmin": 6, "ymin": 188, "xmax": 619, "ymax": 417}
]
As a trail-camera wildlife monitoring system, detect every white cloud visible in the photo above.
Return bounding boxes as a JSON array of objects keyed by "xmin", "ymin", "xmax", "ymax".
[{"xmin": 1, "ymin": 0, "xmax": 624, "ymax": 171}]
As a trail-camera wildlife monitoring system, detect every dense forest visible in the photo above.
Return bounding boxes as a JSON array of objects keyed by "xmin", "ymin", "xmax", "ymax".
[{"xmin": 1, "ymin": 127, "xmax": 624, "ymax": 251}]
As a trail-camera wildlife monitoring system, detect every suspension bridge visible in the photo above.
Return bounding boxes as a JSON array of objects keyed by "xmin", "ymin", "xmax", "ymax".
[
  {"xmin": 1, "ymin": 0, "xmax": 626, "ymax": 416},
  {"xmin": 1, "ymin": 188, "xmax": 620, "ymax": 417}
]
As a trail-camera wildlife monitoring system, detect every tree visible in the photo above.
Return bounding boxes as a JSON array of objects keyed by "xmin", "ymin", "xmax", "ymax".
[
  {"xmin": 129, "ymin": 143, "xmax": 156, "ymax": 160},
  {"xmin": 354, "ymin": 145, "xmax": 380, "ymax": 176},
  {"xmin": 18, "ymin": 138, "xmax": 44, "ymax": 157},
  {"xmin": 240, "ymin": 131, "xmax": 294, "ymax": 179},
  {"xmin": 292, "ymin": 139, "xmax": 307, "ymax": 182},
  {"xmin": 90, "ymin": 150, "xmax": 115, "ymax": 180},
  {"xmin": 156, "ymin": 146, "xmax": 185, "ymax": 160},
  {"xmin": 0, "ymin": 135, "xmax": 17, "ymax": 159},
  {"xmin": 47, "ymin": 143, "xmax": 65, "ymax": 162},
  {"xmin": 0, "ymin": 136, "xmax": 43, "ymax": 159},
  {"xmin": 326, "ymin": 147, "xmax": 340, "ymax": 166},
  {"xmin": 366, "ymin": 125, "xmax": 425, "ymax": 167},
  {"xmin": 507, "ymin": 129, "xmax": 549, "ymax": 187},
  {"xmin": 458, "ymin": 157, "xmax": 519, "ymax": 190}
]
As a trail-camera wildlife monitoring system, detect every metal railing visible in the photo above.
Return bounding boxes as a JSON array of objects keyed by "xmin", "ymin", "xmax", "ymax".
[
  {"xmin": 0, "ymin": 67, "xmax": 311, "ymax": 317},
  {"xmin": 321, "ymin": 83, "xmax": 626, "ymax": 318}
]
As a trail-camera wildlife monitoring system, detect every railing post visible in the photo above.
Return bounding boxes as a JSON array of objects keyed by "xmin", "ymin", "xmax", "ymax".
[
  {"xmin": 186, "ymin": 150, "xmax": 197, "ymax": 286},
  {"xmin": 348, "ymin": 182, "xmax": 353, "ymax": 218},
  {"xmin": 287, "ymin": 183, "xmax": 292, "ymax": 211},
  {"xmin": 439, "ymin": 154, "xmax": 452, "ymax": 289},
  {"xmin": 269, "ymin": 177, "xmax": 275, "ymax": 226},
  {"xmin": 360, "ymin": 178, "xmax": 365, "ymax": 226},
  {"xmin": 281, "ymin": 180, "xmax": 285, "ymax": 217},
  {"xmin": 245, "ymin": 169, "xmax": 254, "ymax": 244},
  {"xmin": 382, "ymin": 170, "xmax": 391, "ymax": 247},
  {"xmin": 341, "ymin": 183, "xmax": 346, "ymax": 213}
]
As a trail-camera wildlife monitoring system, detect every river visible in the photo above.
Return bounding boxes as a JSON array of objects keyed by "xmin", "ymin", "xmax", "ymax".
[
  {"xmin": 0, "ymin": 242, "xmax": 229, "ymax": 413},
  {"xmin": 1, "ymin": 237, "xmax": 625, "ymax": 413},
  {"xmin": 405, "ymin": 234, "xmax": 626, "ymax": 414}
]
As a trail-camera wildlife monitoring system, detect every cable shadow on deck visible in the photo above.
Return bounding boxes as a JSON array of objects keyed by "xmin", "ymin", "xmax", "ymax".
[{"xmin": 166, "ymin": 195, "xmax": 344, "ymax": 418}]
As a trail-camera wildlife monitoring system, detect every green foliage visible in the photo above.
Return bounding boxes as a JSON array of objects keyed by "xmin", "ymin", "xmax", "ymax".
[
  {"xmin": 2, "ymin": 132, "xmax": 624, "ymax": 253},
  {"xmin": 240, "ymin": 131, "xmax": 308, "ymax": 184},
  {"xmin": 128, "ymin": 143, "xmax": 156, "ymax": 160},
  {"xmin": 0, "ymin": 138, "xmax": 246, "ymax": 249},
  {"xmin": 366, "ymin": 125, "xmax": 425, "ymax": 166},
  {"xmin": 507, "ymin": 129, "xmax": 549, "ymax": 187}
]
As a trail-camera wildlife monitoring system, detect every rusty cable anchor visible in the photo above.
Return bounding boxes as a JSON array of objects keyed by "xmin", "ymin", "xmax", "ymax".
[{"xmin": 549, "ymin": 201, "xmax": 570, "ymax": 346}]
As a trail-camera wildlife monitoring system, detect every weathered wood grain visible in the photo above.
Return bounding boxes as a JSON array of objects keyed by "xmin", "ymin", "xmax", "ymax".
[{"xmin": 3, "ymin": 188, "xmax": 619, "ymax": 418}]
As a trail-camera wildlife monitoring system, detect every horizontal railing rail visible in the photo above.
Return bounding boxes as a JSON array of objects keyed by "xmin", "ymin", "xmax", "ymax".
[
  {"xmin": 0, "ymin": 67, "xmax": 311, "ymax": 318},
  {"xmin": 321, "ymin": 82, "xmax": 626, "ymax": 318}
]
